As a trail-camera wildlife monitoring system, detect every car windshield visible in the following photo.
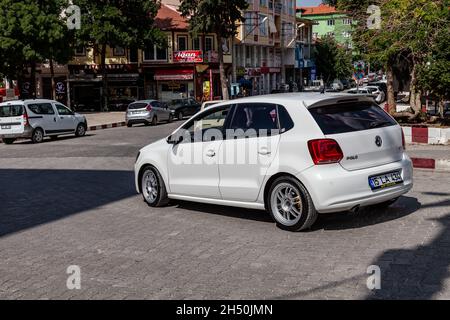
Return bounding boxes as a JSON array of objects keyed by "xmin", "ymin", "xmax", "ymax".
[{"xmin": 0, "ymin": 105, "xmax": 24, "ymax": 117}]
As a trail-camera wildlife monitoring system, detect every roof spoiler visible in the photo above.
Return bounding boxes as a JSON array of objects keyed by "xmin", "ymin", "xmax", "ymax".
[{"xmin": 306, "ymin": 95, "xmax": 375, "ymax": 109}]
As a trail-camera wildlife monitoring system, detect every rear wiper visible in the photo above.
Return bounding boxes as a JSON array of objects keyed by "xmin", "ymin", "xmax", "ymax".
[{"xmin": 369, "ymin": 121, "xmax": 392, "ymax": 128}]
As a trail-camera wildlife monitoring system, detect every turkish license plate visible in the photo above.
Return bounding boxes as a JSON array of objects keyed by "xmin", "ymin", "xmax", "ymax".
[
  {"xmin": 1, "ymin": 125, "xmax": 11, "ymax": 129},
  {"xmin": 132, "ymin": 111, "xmax": 144, "ymax": 115},
  {"xmin": 369, "ymin": 170, "xmax": 403, "ymax": 190}
]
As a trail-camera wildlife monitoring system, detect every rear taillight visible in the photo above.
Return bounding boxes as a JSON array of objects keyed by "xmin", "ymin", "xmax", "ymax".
[
  {"xmin": 146, "ymin": 104, "xmax": 152, "ymax": 112},
  {"xmin": 23, "ymin": 110, "xmax": 29, "ymax": 126},
  {"xmin": 308, "ymin": 139, "xmax": 343, "ymax": 165},
  {"xmin": 401, "ymin": 129, "xmax": 405, "ymax": 150}
]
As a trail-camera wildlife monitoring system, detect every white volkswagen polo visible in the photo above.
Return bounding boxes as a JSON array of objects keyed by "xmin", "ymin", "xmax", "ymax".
[{"xmin": 134, "ymin": 93, "xmax": 413, "ymax": 231}]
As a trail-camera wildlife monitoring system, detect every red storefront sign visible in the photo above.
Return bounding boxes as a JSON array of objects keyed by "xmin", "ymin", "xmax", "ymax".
[
  {"xmin": 154, "ymin": 69, "xmax": 194, "ymax": 81},
  {"xmin": 173, "ymin": 50, "xmax": 203, "ymax": 63}
]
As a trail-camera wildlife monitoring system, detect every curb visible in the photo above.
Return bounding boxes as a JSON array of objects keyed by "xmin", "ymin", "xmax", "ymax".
[
  {"xmin": 411, "ymin": 157, "xmax": 450, "ymax": 172},
  {"xmin": 88, "ymin": 122, "xmax": 126, "ymax": 131},
  {"xmin": 402, "ymin": 126, "xmax": 450, "ymax": 145}
]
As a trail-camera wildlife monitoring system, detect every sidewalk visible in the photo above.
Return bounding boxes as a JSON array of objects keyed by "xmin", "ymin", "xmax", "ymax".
[
  {"xmin": 406, "ymin": 144, "xmax": 450, "ymax": 171},
  {"xmin": 80, "ymin": 112, "xmax": 126, "ymax": 130}
]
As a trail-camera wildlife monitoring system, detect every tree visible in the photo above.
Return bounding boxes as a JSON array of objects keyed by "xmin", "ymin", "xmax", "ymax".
[
  {"xmin": 72, "ymin": 0, "xmax": 164, "ymax": 110},
  {"xmin": 179, "ymin": 0, "xmax": 249, "ymax": 100},
  {"xmin": 335, "ymin": 0, "xmax": 449, "ymax": 119},
  {"xmin": 0, "ymin": 0, "xmax": 72, "ymax": 97},
  {"xmin": 314, "ymin": 36, "xmax": 352, "ymax": 84}
]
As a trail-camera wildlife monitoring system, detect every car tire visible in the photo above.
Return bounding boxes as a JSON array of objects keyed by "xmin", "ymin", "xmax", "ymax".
[
  {"xmin": 141, "ymin": 166, "xmax": 169, "ymax": 207},
  {"xmin": 31, "ymin": 128, "xmax": 44, "ymax": 144},
  {"xmin": 2, "ymin": 138, "xmax": 16, "ymax": 144},
  {"xmin": 168, "ymin": 114, "xmax": 173, "ymax": 123},
  {"xmin": 267, "ymin": 176, "xmax": 318, "ymax": 232},
  {"xmin": 177, "ymin": 111, "xmax": 183, "ymax": 121},
  {"xmin": 75, "ymin": 123, "xmax": 86, "ymax": 137},
  {"xmin": 151, "ymin": 116, "xmax": 158, "ymax": 126}
]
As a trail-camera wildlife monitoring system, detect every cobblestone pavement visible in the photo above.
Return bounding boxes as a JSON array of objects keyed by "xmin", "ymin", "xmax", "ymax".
[{"xmin": 0, "ymin": 122, "xmax": 449, "ymax": 299}]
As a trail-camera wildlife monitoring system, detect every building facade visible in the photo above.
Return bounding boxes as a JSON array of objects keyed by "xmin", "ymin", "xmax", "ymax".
[
  {"xmin": 64, "ymin": 3, "xmax": 232, "ymax": 111},
  {"xmin": 294, "ymin": 15, "xmax": 316, "ymax": 88},
  {"xmin": 233, "ymin": 0, "xmax": 297, "ymax": 95},
  {"xmin": 297, "ymin": 3, "xmax": 353, "ymax": 50}
]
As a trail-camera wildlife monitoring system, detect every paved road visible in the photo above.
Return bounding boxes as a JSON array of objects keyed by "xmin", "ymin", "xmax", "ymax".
[{"xmin": 1, "ymin": 122, "xmax": 450, "ymax": 299}]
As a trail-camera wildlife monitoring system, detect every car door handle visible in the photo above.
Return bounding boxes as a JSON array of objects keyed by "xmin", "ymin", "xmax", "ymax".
[
  {"xmin": 206, "ymin": 150, "xmax": 216, "ymax": 157},
  {"xmin": 54, "ymin": 117, "xmax": 57, "ymax": 122},
  {"xmin": 258, "ymin": 148, "xmax": 271, "ymax": 155}
]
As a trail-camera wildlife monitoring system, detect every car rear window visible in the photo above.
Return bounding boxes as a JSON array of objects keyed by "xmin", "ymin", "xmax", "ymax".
[
  {"xmin": 128, "ymin": 103, "xmax": 148, "ymax": 110},
  {"xmin": 309, "ymin": 102, "xmax": 397, "ymax": 135},
  {"xmin": 0, "ymin": 105, "xmax": 24, "ymax": 117}
]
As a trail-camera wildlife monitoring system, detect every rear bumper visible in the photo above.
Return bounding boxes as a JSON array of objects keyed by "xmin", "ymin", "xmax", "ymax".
[
  {"xmin": 298, "ymin": 153, "xmax": 414, "ymax": 213},
  {"xmin": 0, "ymin": 127, "xmax": 33, "ymax": 139},
  {"xmin": 125, "ymin": 112, "xmax": 152, "ymax": 124}
]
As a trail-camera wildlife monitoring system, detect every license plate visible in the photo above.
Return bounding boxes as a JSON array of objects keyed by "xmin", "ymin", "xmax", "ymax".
[
  {"xmin": 369, "ymin": 170, "xmax": 403, "ymax": 190},
  {"xmin": 1, "ymin": 125, "xmax": 11, "ymax": 129},
  {"xmin": 132, "ymin": 111, "xmax": 143, "ymax": 115}
]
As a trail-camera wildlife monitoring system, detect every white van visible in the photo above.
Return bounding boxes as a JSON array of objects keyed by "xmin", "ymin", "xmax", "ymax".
[{"xmin": 0, "ymin": 99, "xmax": 87, "ymax": 144}]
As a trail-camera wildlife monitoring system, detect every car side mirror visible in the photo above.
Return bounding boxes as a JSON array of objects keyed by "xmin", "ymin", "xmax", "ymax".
[{"xmin": 167, "ymin": 134, "xmax": 183, "ymax": 145}]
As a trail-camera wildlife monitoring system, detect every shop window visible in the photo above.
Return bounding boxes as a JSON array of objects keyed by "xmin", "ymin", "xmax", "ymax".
[
  {"xmin": 144, "ymin": 43, "xmax": 167, "ymax": 61},
  {"xmin": 205, "ymin": 36, "xmax": 214, "ymax": 52},
  {"xmin": 192, "ymin": 38, "xmax": 201, "ymax": 51},
  {"xmin": 177, "ymin": 35, "xmax": 188, "ymax": 51},
  {"xmin": 113, "ymin": 46, "xmax": 125, "ymax": 56},
  {"xmin": 75, "ymin": 46, "xmax": 86, "ymax": 56}
]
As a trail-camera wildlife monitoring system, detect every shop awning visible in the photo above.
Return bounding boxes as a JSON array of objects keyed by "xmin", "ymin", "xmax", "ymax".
[{"xmin": 154, "ymin": 69, "xmax": 194, "ymax": 81}]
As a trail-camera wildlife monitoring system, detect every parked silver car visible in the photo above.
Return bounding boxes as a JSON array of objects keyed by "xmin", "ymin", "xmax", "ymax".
[{"xmin": 126, "ymin": 100, "xmax": 173, "ymax": 127}]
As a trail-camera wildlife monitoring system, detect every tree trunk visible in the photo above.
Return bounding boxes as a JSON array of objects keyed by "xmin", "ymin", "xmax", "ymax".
[
  {"xmin": 386, "ymin": 63, "xmax": 396, "ymax": 114},
  {"xmin": 49, "ymin": 57, "xmax": 56, "ymax": 100},
  {"xmin": 216, "ymin": 34, "xmax": 229, "ymax": 100},
  {"xmin": 100, "ymin": 43, "xmax": 108, "ymax": 112},
  {"xmin": 30, "ymin": 61, "xmax": 37, "ymax": 98},
  {"xmin": 438, "ymin": 100, "xmax": 445, "ymax": 119},
  {"xmin": 409, "ymin": 63, "xmax": 422, "ymax": 114}
]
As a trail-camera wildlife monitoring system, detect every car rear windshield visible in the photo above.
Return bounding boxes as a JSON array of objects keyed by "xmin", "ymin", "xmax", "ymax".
[
  {"xmin": 128, "ymin": 103, "xmax": 148, "ymax": 110},
  {"xmin": 0, "ymin": 105, "xmax": 24, "ymax": 117},
  {"xmin": 309, "ymin": 102, "xmax": 397, "ymax": 135}
]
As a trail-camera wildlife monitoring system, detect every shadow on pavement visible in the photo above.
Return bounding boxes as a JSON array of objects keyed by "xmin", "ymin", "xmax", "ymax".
[
  {"xmin": 312, "ymin": 196, "xmax": 421, "ymax": 231},
  {"xmin": 366, "ymin": 200, "xmax": 450, "ymax": 299},
  {"xmin": 0, "ymin": 169, "xmax": 135, "ymax": 237},
  {"xmin": 9, "ymin": 134, "xmax": 95, "ymax": 145},
  {"xmin": 174, "ymin": 200, "xmax": 274, "ymax": 223}
]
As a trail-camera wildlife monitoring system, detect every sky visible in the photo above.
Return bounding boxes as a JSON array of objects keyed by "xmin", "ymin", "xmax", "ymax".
[{"xmin": 297, "ymin": 0, "xmax": 323, "ymax": 6}]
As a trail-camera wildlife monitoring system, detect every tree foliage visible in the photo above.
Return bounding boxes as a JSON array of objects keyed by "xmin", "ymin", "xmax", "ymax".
[
  {"xmin": 179, "ymin": 0, "xmax": 249, "ymax": 100},
  {"xmin": 335, "ymin": 0, "xmax": 449, "ymax": 116},
  {"xmin": 72, "ymin": 0, "xmax": 164, "ymax": 110},
  {"xmin": 314, "ymin": 36, "xmax": 353, "ymax": 83},
  {"xmin": 0, "ymin": 0, "xmax": 72, "ymax": 93}
]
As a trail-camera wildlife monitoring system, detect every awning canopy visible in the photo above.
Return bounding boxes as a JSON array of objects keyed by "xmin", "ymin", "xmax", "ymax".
[{"xmin": 154, "ymin": 69, "xmax": 194, "ymax": 81}]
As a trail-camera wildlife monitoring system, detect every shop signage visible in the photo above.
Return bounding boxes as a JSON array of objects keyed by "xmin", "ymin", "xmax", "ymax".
[
  {"xmin": 173, "ymin": 50, "xmax": 203, "ymax": 63},
  {"xmin": 154, "ymin": 69, "xmax": 194, "ymax": 81}
]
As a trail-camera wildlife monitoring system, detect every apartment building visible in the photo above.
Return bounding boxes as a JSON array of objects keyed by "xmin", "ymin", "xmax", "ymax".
[
  {"xmin": 64, "ymin": 3, "xmax": 231, "ymax": 110},
  {"xmin": 297, "ymin": 3, "xmax": 353, "ymax": 50},
  {"xmin": 234, "ymin": 0, "xmax": 297, "ymax": 95},
  {"xmin": 294, "ymin": 15, "xmax": 316, "ymax": 88}
]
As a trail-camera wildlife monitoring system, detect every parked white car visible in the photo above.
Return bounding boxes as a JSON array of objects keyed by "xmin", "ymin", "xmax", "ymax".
[
  {"xmin": 0, "ymin": 99, "xmax": 87, "ymax": 144},
  {"xmin": 134, "ymin": 93, "xmax": 413, "ymax": 231}
]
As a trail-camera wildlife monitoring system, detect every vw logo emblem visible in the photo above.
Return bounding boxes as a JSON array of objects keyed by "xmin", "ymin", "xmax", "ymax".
[{"xmin": 375, "ymin": 136, "xmax": 382, "ymax": 147}]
